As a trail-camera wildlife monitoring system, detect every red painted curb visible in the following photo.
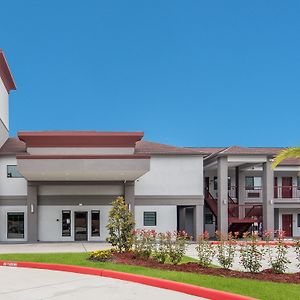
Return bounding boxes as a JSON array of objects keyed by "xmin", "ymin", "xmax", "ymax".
[{"xmin": 0, "ymin": 260, "xmax": 256, "ymax": 300}]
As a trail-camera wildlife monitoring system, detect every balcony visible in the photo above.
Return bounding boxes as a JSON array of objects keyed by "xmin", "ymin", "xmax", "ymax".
[{"xmin": 228, "ymin": 186, "xmax": 300, "ymax": 200}]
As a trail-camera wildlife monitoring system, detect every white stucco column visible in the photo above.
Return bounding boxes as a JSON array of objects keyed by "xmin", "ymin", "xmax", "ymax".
[
  {"xmin": 124, "ymin": 181, "xmax": 135, "ymax": 217},
  {"xmin": 194, "ymin": 204, "xmax": 204, "ymax": 238},
  {"xmin": 238, "ymin": 167, "xmax": 245, "ymax": 219},
  {"xmin": 217, "ymin": 156, "xmax": 228, "ymax": 234},
  {"xmin": 263, "ymin": 160, "xmax": 274, "ymax": 239},
  {"xmin": 27, "ymin": 183, "xmax": 38, "ymax": 242}
]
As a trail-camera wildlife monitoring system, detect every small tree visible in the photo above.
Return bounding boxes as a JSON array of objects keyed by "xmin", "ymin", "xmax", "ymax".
[{"xmin": 106, "ymin": 196, "xmax": 135, "ymax": 253}]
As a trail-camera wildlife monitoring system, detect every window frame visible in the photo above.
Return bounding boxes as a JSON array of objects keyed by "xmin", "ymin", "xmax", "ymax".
[
  {"xmin": 62, "ymin": 210, "xmax": 71, "ymax": 237},
  {"xmin": 7, "ymin": 165, "xmax": 23, "ymax": 178},
  {"xmin": 91, "ymin": 210, "xmax": 100, "ymax": 237},
  {"xmin": 143, "ymin": 211, "xmax": 157, "ymax": 226},
  {"xmin": 7, "ymin": 212, "xmax": 25, "ymax": 239}
]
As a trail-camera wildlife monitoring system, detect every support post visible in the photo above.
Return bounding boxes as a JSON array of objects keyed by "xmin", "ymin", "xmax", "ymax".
[
  {"xmin": 238, "ymin": 167, "xmax": 245, "ymax": 218},
  {"xmin": 27, "ymin": 183, "xmax": 38, "ymax": 242},
  {"xmin": 124, "ymin": 181, "xmax": 135, "ymax": 217},
  {"xmin": 193, "ymin": 204, "xmax": 204, "ymax": 239},
  {"xmin": 263, "ymin": 160, "xmax": 274, "ymax": 239},
  {"xmin": 217, "ymin": 156, "xmax": 228, "ymax": 235}
]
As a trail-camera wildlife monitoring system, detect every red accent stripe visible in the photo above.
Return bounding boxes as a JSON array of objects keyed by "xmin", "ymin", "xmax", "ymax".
[
  {"xmin": 0, "ymin": 260, "xmax": 256, "ymax": 300},
  {"xmin": 17, "ymin": 132, "xmax": 144, "ymax": 148},
  {"xmin": 16, "ymin": 154, "xmax": 150, "ymax": 159},
  {"xmin": 0, "ymin": 50, "xmax": 16, "ymax": 92}
]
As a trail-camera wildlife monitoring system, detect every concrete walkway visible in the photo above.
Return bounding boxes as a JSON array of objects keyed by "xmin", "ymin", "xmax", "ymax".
[
  {"xmin": 0, "ymin": 267, "xmax": 204, "ymax": 300},
  {"xmin": 0, "ymin": 242, "xmax": 111, "ymax": 254}
]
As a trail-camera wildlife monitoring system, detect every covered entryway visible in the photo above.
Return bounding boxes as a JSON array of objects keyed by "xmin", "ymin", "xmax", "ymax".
[
  {"xmin": 75, "ymin": 212, "xmax": 88, "ymax": 241},
  {"xmin": 282, "ymin": 214, "xmax": 293, "ymax": 237}
]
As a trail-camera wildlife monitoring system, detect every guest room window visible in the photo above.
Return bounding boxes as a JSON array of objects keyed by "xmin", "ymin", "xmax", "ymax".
[
  {"xmin": 7, "ymin": 212, "xmax": 24, "ymax": 239},
  {"xmin": 7, "ymin": 165, "xmax": 23, "ymax": 178},
  {"xmin": 213, "ymin": 176, "xmax": 231, "ymax": 190},
  {"xmin": 62, "ymin": 211, "xmax": 71, "ymax": 236},
  {"xmin": 245, "ymin": 176, "xmax": 262, "ymax": 190},
  {"xmin": 91, "ymin": 211, "xmax": 100, "ymax": 236},
  {"xmin": 143, "ymin": 212, "xmax": 157, "ymax": 226}
]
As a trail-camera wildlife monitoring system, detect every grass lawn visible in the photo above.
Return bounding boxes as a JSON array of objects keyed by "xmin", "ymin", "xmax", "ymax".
[{"xmin": 0, "ymin": 253, "xmax": 299, "ymax": 300}]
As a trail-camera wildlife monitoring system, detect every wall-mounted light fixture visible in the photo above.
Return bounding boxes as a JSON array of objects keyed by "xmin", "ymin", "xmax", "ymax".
[
  {"xmin": 30, "ymin": 204, "xmax": 34, "ymax": 213},
  {"xmin": 78, "ymin": 203, "xmax": 83, "ymax": 206}
]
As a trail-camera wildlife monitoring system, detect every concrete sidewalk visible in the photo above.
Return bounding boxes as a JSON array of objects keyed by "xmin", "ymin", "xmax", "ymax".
[
  {"xmin": 0, "ymin": 242, "xmax": 111, "ymax": 254},
  {"xmin": 0, "ymin": 267, "xmax": 203, "ymax": 300}
]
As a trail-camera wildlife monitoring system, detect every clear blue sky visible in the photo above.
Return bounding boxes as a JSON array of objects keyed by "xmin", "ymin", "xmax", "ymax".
[{"xmin": 2, "ymin": 1, "xmax": 300, "ymax": 147}]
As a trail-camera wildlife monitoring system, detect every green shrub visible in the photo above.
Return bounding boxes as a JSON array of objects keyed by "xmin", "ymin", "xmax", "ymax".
[
  {"xmin": 106, "ymin": 196, "xmax": 135, "ymax": 253},
  {"xmin": 133, "ymin": 229, "xmax": 157, "ymax": 258}
]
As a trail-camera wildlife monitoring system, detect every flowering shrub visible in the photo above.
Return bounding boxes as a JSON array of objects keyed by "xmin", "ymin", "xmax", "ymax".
[
  {"xmin": 166, "ymin": 231, "xmax": 188, "ymax": 265},
  {"xmin": 106, "ymin": 197, "xmax": 135, "ymax": 253},
  {"xmin": 133, "ymin": 229, "xmax": 157, "ymax": 258},
  {"xmin": 265, "ymin": 230, "xmax": 290, "ymax": 274},
  {"xmin": 153, "ymin": 232, "xmax": 169, "ymax": 264},
  {"xmin": 294, "ymin": 239, "xmax": 300, "ymax": 269},
  {"xmin": 215, "ymin": 231, "xmax": 237, "ymax": 269},
  {"xmin": 196, "ymin": 231, "xmax": 215, "ymax": 267},
  {"xmin": 240, "ymin": 232, "xmax": 264, "ymax": 273},
  {"xmin": 89, "ymin": 249, "xmax": 115, "ymax": 261}
]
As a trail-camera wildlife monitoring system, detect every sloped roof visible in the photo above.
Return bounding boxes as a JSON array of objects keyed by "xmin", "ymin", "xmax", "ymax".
[
  {"xmin": 0, "ymin": 138, "xmax": 26, "ymax": 156},
  {"xmin": 135, "ymin": 141, "xmax": 204, "ymax": 155}
]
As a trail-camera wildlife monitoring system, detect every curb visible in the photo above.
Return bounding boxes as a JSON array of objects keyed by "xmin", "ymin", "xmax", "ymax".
[{"xmin": 0, "ymin": 260, "xmax": 256, "ymax": 300}]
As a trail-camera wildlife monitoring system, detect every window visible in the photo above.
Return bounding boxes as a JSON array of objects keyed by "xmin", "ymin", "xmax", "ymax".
[
  {"xmin": 245, "ymin": 176, "xmax": 262, "ymax": 190},
  {"xmin": 214, "ymin": 177, "xmax": 218, "ymax": 190},
  {"xmin": 298, "ymin": 214, "xmax": 300, "ymax": 227},
  {"xmin": 143, "ymin": 212, "xmax": 157, "ymax": 226},
  {"xmin": 205, "ymin": 213, "xmax": 213, "ymax": 224},
  {"xmin": 297, "ymin": 177, "xmax": 300, "ymax": 190},
  {"xmin": 91, "ymin": 210, "xmax": 100, "ymax": 237},
  {"xmin": 62, "ymin": 211, "xmax": 71, "ymax": 236},
  {"xmin": 213, "ymin": 176, "xmax": 231, "ymax": 190},
  {"xmin": 7, "ymin": 165, "xmax": 23, "ymax": 178},
  {"xmin": 7, "ymin": 212, "xmax": 24, "ymax": 239}
]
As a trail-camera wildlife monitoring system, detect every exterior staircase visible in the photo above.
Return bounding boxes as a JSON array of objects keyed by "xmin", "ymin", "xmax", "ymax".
[{"xmin": 204, "ymin": 191, "xmax": 262, "ymax": 236}]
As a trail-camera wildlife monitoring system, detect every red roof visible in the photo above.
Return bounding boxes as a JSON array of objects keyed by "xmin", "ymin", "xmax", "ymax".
[
  {"xmin": 0, "ymin": 138, "xmax": 26, "ymax": 156},
  {"xmin": 0, "ymin": 50, "xmax": 16, "ymax": 92},
  {"xmin": 135, "ymin": 141, "xmax": 203, "ymax": 155},
  {"xmin": 18, "ymin": 131, "xmax": 144, "ymax": 148}
]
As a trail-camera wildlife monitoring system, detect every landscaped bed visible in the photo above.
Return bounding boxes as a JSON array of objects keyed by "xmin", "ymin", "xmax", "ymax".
[
  {"xmin": 0, "ymin": 252, "xmax": 299, "ymax": 300},
  {"xmin": 97, "ymin": 251, "xmax": 300, "ymax": 284}
]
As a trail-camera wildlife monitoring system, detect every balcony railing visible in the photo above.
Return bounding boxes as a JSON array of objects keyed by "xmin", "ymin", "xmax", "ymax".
[
  {"xmin": 228, "ymin": 203, "xmax": 263, "ymax": 220},
  {"xmin": 227, "ymin": 186, "xmax": 300, "ymax": 200},
  {"xmin": 274, "ymin": 186, "xmax": 300, "ymax": 199}
]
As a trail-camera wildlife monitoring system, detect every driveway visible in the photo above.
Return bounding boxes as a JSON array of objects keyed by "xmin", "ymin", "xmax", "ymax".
[{"xmin": 0, "ymin": 267, "xmax": 204, "ymax": 300}]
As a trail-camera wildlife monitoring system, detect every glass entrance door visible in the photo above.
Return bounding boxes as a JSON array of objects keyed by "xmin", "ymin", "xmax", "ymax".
[{"xmin": 75, "ymin": 212, "xmax": 88, "ymax": 241}]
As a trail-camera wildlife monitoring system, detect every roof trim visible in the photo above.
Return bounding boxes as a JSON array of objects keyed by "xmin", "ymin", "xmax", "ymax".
[
  {"xmin": 16, "ymin": 154, "xmax": 150, "ymax": 159},
  {"xmin": 18, "ymin": 131, "xmax": 144, "ymax": 148},
  {"xmin": 0, "ymin": 50, "xmax": 16, "ymax": 93}
]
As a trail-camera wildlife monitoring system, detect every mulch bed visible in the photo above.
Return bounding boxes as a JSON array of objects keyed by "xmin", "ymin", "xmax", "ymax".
[{"xmin": 102, "ymin": 252, "xmax": 300, "ymax": 284}]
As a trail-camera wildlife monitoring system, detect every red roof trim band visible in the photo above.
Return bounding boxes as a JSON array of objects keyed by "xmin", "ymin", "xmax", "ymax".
[
  {"xmin": 18, "ymin": 131, "xmax": 144, "ymax": 148},
  {"xmin": 16, "ymin": 154, "xmax": 150, "ymax": 159},
  {"xmin": 0, "ymin": 50, "xmax": 16, "ymax": 93}
]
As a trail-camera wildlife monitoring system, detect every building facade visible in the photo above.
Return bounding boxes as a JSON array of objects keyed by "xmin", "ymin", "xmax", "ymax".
[{"xmin": 0, "ymin": 50, "xmax": 299, "ymax": 243}]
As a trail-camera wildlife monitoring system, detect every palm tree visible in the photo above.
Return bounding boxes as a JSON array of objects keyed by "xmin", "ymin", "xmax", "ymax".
[{"xmin": 272, "ymin": 147, "xmax": 300, "ymax": 168}]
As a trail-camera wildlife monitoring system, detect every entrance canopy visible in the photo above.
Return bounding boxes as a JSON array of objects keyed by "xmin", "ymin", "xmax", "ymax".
[{"xmin": 17, "ymin": 131, "xmax": 150, "ymax": 181}]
